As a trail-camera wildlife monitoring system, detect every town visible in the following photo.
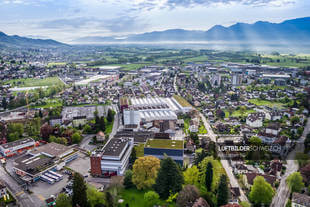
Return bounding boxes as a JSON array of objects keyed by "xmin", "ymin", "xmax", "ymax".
[{"xmin": 0, "ymin": 46, "xmax": 310, "ymax": 207}]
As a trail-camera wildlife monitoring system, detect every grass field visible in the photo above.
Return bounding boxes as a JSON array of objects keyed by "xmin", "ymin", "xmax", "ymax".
[
  {"xmin": 225, "ymin": 109, "xmax": 256, "ymax": 118},
  {"xmin": 198, "ymin": 122, "xmax": 207, "ymax": 134},
  {"xmin": 119, "ymin": 188, "xmax": 175, "ymax": 207},
  {"xmin": 249, "ymin": 98, "xmax": 284, "ymax": 108},
  {"xmin": 6, "ymin": 77, "xmax": 64, "ymax": 87},
  {"xmin": 135, "ymin": 143, "xmax": 145, "ymax": 157},
  {"xmin": 31, "ymin": 99, "xmax": 62, "ymax": 108},
  {"xmin": 47, "ymin": 62, "xmax": 66, "ymax": 67},
  {"xmin": 120, "ymin": 63, "xmax": 151, "ymax": 71}
]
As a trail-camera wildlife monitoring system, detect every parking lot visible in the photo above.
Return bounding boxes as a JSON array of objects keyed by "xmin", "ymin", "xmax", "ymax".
[
  {"xmin": 31, "ymin": 174, "xmax": 69, "ymax": 201},
  {"xmin": 66, "ymin": 152, "xmax": 90, "ymax": 176}
]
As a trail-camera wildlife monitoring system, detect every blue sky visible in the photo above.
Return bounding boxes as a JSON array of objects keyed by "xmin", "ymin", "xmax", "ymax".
[{"xmin": 0, "ymin": 0, "xmax": 309, "ymax": 42}]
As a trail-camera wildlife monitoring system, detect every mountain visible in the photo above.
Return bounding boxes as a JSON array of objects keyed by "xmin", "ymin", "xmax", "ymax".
[
  {"xmin": 0, "ymin": 31, "xmax": 67, "ymax": 48},
  {"xmin": 74, "ymin": 17, "xmax": 310, "ymax": 43}
]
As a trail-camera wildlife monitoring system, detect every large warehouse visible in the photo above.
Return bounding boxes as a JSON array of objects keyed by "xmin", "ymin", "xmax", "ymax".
[{"xmin": 122, "ymin": 96, "xmax": 192, "ymax": 129}]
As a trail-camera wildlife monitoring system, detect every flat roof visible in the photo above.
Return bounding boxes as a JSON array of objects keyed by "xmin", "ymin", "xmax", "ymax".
[
  {"xmin": 1, "ymin": 138, "xmax": 34, "ymax": 149},
  {"xmin": 30, "ymin": 142, "xmax": 72, "ymax": 158},
  {"xmin": 145, "ymin": 139, "xmax": 183, "ymax": 150},
  {"xmin": 14, "ymin": 154, "xmax": 55, "ymax": 175},
  {"xmin": 102, "ymin": 138, "xmax": 130, "ymax": 157}
]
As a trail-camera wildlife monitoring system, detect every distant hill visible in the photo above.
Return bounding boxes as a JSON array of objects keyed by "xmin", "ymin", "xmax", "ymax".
[
  {"xmin": 74, "ymin": 17, "xmax": 310, "ymax": 43},
  {"xmin": 0, "ymin": 31, "xmax": 67, "ymax": 48}
]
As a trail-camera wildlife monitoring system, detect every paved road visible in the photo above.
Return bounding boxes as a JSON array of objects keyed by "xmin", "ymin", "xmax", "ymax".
[
  {"xmin": 0, "ymin": 165, "xmax": 40, "ymax": 207},
  {"xmin": 199, "ymin": 113, "xmax": 249, "ymax": 202},
  {"xmin": 271, "ymin": 117, "xmax": 310, "ymax": 207}
]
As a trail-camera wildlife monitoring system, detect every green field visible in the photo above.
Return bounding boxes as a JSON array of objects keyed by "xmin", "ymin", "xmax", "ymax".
[
  {"xmin": 225, "ymin": 109, "xmax": 256, "ymax": 118},
  {"xmin": 47, "ymin": 62, "xmax": 66, "ymax": 67},
  {"xmin": 249, "ymin": 99, "xmax": 284, "ymax": 108},
  {"xmin": 134, "ymin": 143, "xmax": 145, "ymax": 157},
  {"xmin": 31, "ymin": 99, "xmax": 63, "ymax": 108},
  {"xmin": 119, "ymin": 188, "xmax": 175, "ymax": 207},
  {"xmin": 120, "ymin": 63, "xmax": 151, "ymax": 71},
  {"xmin": 6, "ymin": 77, "xmax": 64, "ymax": 87},
  {"xmin": 198, "ymin": 122, "xmax": 207, "ymax": 134}
]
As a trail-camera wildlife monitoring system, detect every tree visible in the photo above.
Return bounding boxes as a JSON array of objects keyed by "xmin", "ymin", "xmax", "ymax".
[
  {"xmin": 123, "ymin": 170, "xmax": 134, "ymax": 189},
  {"xmin": 217, "ymin": 175, "xmax": 228, "ymax": 206},
  {"xmin": 107, "ymin": 109, "xmax": 114, "ymax": 122},
  {"xmin": 83, "ymin": 124, "xmax": 92, "ymax": 134},
  {"xmin": 2, "ymin": 97, "xmax": 7, "ymax": 109},
  {"xmin": 72, "ymin": 173, "xmax": 88, "ymax": 207},
  {"xmin": 176, "ymin": 185, "xmax": 200, "ymax": 207},
  {"xmin": 129, "ymin": 147, "xmax": 137, "ymax": 167},
  {"xmin": 249, "ymin": 136, "xmax": 262, "ymax": 146},
  {"xmin": 286, "ymin": 172, "xmax": 305, "ymax": 193},
  {"xmin": 144, "ymin": 191, "xmax": 160, "ymax": 207},
  {"xmin": 249, "ymin": 176, "xmax": 275, "ymax": 206},
  {"xmin": 132, "ymin": 156, "xmax": 160, "ymax": 190},
  {"xmin": 205, "ymin": 162, "xmax": 213, "ymax": 191},
  {"xmin": 154, "ymin": 157, "xmax": 184, "ymax": 199},
  {"xmin": 72, "ymin": 132, "xmax": 82, "ymax": 144},
  {"xmin": 291, "ymin": 116, "xmax": 300, "ymax": 126},
  {"xmin": 87, "ymin": 186, "xmax": 105, "ymax": 207},
  {"xmin": 56, "ymin": 193, "xmax": 71, "ymax": 207},
  {"xmin": 184, "ymin": 165, "xmax": 200, "ymax": 186},
  {"xmin": 105, "ymin": 192, "xmax": 114, "ymax": 207}
]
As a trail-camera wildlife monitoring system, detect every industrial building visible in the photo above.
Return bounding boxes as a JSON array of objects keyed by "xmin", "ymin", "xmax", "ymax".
[
  {"xmin": 90, "ymin": 137, "xmax": 134, "ymax": 177},
  {"xmin": 144, "ymin": 139, "xmax": 184, "ymax": 165},
  {"xmin": 0, "ymin": 138, "xmax": 36, "ymax": 157},
  {"xmin": 13, "ymin": 142, "xmax": 78, "ymax": 183}
]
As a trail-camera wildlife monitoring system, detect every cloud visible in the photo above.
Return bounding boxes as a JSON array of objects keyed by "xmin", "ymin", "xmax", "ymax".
[
  {"xmin": 36, "ymin": 16, "xmax": 148, "ymax": 33},
  {"xmin": 133, "ymin": 0, "xmax": 296, "ymax": 10}
]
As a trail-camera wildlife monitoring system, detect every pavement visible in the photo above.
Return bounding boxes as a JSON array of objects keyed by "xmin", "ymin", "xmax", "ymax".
[
  {"xmin": 199, "ymin": 112, "xmax": 249, "ymax": 202},
  {"xmin": 271, "ymin": 117, "xmax": 310, "ymax": 207}
]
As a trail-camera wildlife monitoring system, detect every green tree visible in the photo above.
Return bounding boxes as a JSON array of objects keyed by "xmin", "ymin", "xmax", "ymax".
[
  {"xmin": 123, "ymin": 170, "xmax": 134, "ymax": 189},
  {"xmin": 105, "ymin": 192, "xmax": 114, "ymax": 207},
  {"xmin": 87, "ymin": 185, "xmax": 106, "ymax": 207},
  {"xmin": 205, "ymin": 162, "xmax": 213, "ymax": 191},
  {"xmin": 83, "ymin": 124, "xmax": 92, "ymax": 134},
  {"xmin": 72, "ymin": 132, "xmax": 82, "ymax": 144},
  {"xmin": 154, "ymin": 157, "xmax": 184, "ymax": 199},
  {"xmin": 132, "ymin": 156, "xmax": 160, "ymax": 190},
  {"xmin": 217, "ymin": 175, "xmax": 228, "ymax": 206},
  {"xmin": 176, "ymin": 185, "xmax": 200, "ymax": 207},
  {"xmin": 286, "ymin": 172, "xmax": 305, "ymax": 193},
  {"xmin": 2, "ymin": 97, "xmax": 7, "ymax": 109},
  {"xmin": 249, "ymin": 136, "xmax": 262, "ymax": 146},
  {"xmin": 183, "ymin": 165, "xmax": 200, "ymax": 187},
  {"xmin": 72, "ymin": 173, "xmax": 88, "ymax": 207},
  {"xmin": 107, "ymin": 109, "xmax": 114, "ymax": 123},
  {"xmin": 240, "ymin": 201, "xmax": 251, "ymax": 207},
  {"xmin": 55, "ymin": 193, "xmax": 71, "ymax": 207},
  {"xmin": 144, "ymin": 191, "xmax": 160, "ymax": 207},
  {"xmin": 249, "ymin": 176, "xmax": 275, "ymax": 206}
]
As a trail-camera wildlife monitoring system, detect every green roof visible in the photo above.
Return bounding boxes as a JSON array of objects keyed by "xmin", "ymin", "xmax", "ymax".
[{"xmin": 145, "ymin": 139, "xmax": 183, "ymax": 150}]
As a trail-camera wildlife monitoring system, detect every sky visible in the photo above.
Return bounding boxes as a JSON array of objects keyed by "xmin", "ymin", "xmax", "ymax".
[{"xmin": 0, "ymin": 0, "xmax": 309, "ymax": 43}]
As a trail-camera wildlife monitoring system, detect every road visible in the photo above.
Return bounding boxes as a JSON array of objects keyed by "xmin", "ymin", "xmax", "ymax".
[
  {"xmin": 271, "ymin": 117, "xmax": 310, "ymax": 207},
  {"xmin": 0, "ymin": 165, "xmax": 40, "ymax": 207},
  {"xmin": 199, "ymin": 113, "xmax": 249, "ymax": 202}
]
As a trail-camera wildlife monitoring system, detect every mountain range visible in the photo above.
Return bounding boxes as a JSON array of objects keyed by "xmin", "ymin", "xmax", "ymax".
[
  {"xmin": 0, "ymin": 31, "xmax": 66, "ymax": 48},
  {"xmin": 75, "ymin": 17, "xmax": 310, "ymax": 43},
  {"xmin": 0, "ymin": 17, "xmax": 309, "ymax": 47}
]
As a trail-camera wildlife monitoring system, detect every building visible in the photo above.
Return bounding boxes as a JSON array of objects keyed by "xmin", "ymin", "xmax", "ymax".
[
  {"xmin": 292, "ymin": 192, "xmax": 310, "ymax": 207},
  {"xmin": 0, "ymin": 138, "xmax": 36, "ymax": 157},
  {"xmin": 144, "ymin": 139, "xmax": 184, "ymax": 165},
  {"xmin": 211, "ymin": 74, "xmax": 221, "ymax": 87},
  {"xmin": 246, "ymin": 113, "xmax": 263, "ymax": 128},
  {"xmin": 90, "ymin": 137, "xmax": 134, "ymax": 177},
  {"xmin": 13, "ymin": 142, "xmax": 78, "ymax": 183},
  {"xmin": 232, "ymin": 74, "xmax": 242, "ymax": 86}
]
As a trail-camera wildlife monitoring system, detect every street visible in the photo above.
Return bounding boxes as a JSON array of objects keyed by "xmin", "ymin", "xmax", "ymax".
[
  {"xmin": 271, "ymin": 117, "xmax": 310, "ymax": 207},
  {"xmin": 199, "ymin": 112, "xmax": 249, "ymax": 202}
]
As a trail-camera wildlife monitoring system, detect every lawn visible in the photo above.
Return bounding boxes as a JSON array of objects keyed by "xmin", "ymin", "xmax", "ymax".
[
  {"xmin": 6, "ymin": 77, "xmax": 64, "ymax": 87},
  {"xmin": 135, "ymin": 143, "xmax": 145, "ymax": 157},
  {"xmin": 225, "ymin": 109, "xmax": 256, "ymax": 118},
  {"xmin": 183, "ymin": 117, "xmax": 191, "ymax": 134},
  {"xmin": 31, "ymin": 99, "xmax": 62, "ymax": 108},
  {"xmin": 120, "ymin": 63, "xmax": 151, "ymax": 71},
  {"xmin": 119, "ymin": 188, "xmax": 175, "ymax": 207},
  {"xmin": 249, "ymin": 99, "xmax": 284, "ymax": 108},
  {"xmin": 47, "ymin": 62, "xmax": 66, "ymax": 67},
  {"xmin": 104, "ymin": 118, "xmax": 114, "ymax": 136},
  {"xmin": 198, "ymin": 122, "xmax": 207, "ymax": 134}
]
